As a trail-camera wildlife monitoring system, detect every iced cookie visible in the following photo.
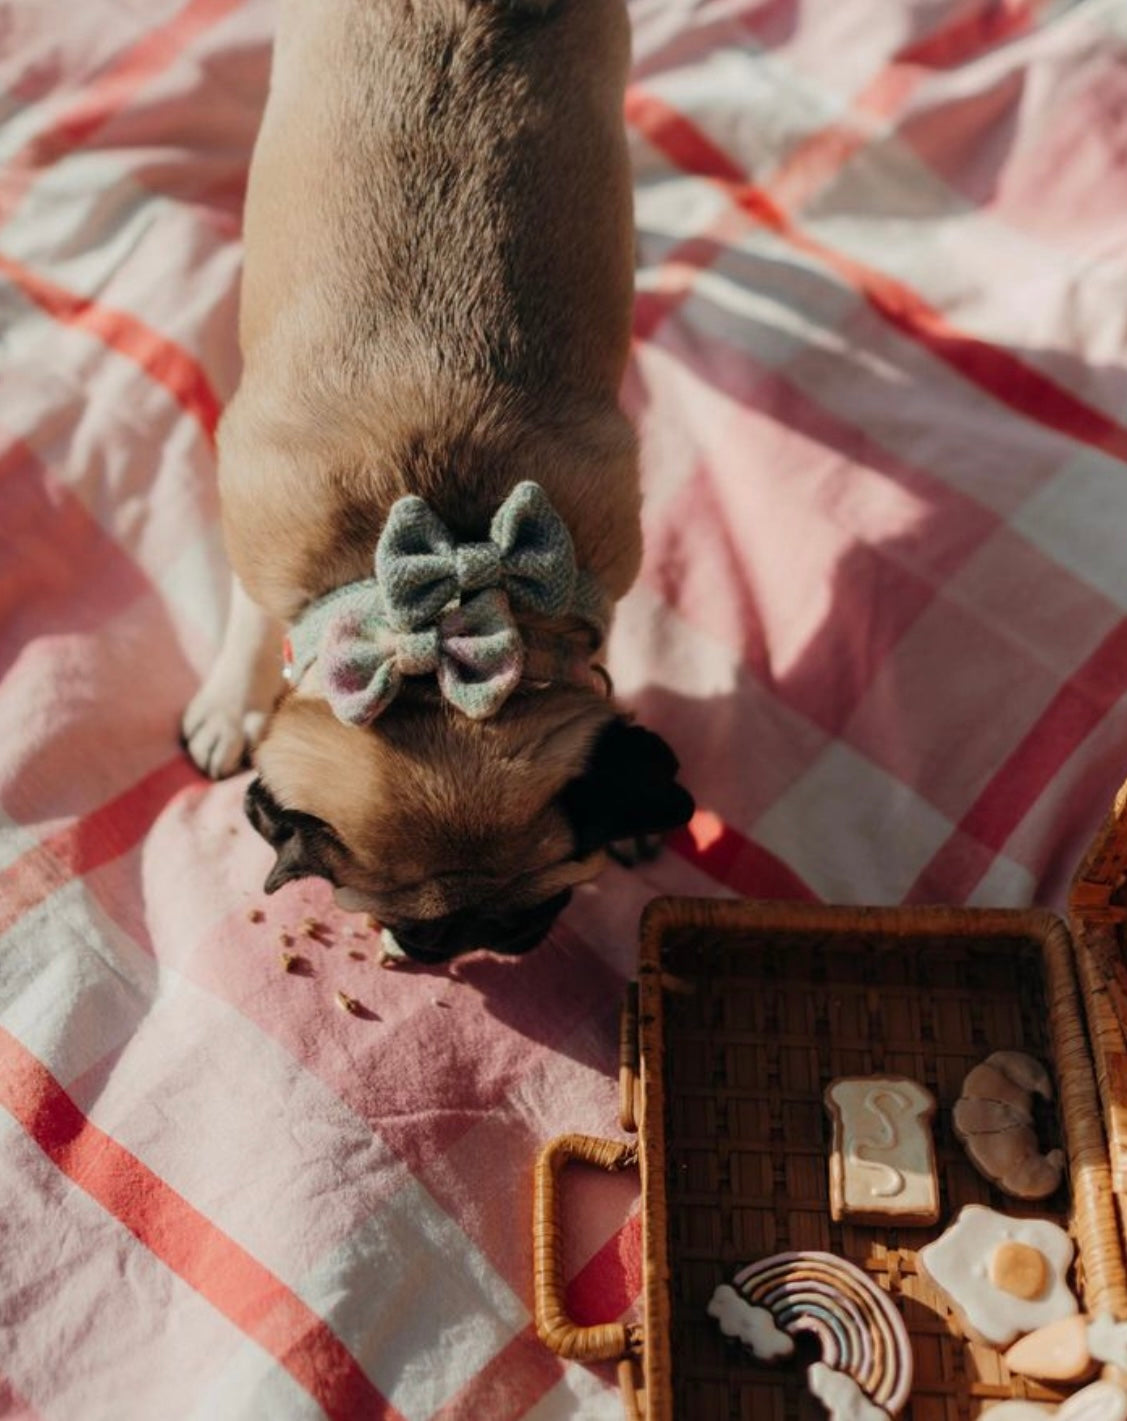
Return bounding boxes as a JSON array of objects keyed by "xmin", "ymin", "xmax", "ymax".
[
  {"xmin": 824, "ymin": 1076, "xmax": 939, "ymax": 1226},
  {"xmin": 917, "ymin": 1204, "xmax": 1078, "ymax": 1347},
  {"xmin": 954, "ymin": 1050, "xmax": 1065, "ymax": 1200},
  {"xmin": 1004, "ymin": 1312, "xmax": 1127, "ymax": 1383},
  {"xmin": 808, "ymin": 1363, "xmax": 890, "ymax": 1421},
  {"xmin": 707, "ymin": 1251, "xmax": 912, "ymax": 1416}
]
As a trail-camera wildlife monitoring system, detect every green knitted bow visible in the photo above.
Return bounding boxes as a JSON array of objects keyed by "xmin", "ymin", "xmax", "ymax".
[
  {"xmin": 376, "ymin": 481, "xmax": 578, "ymax": 630},
  {"xmin": 321, "ymin": 588, "xmax": 524, "ymax": 724},
  {"xmin": 286, "ymin": 482, "xmax": 610, "ymax": 724}
]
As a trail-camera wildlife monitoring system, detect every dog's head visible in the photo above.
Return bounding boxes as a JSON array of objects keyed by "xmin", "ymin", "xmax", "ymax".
[{"xmin": 244, "ymin": 686, "xmax": 694, "ymax": 963}]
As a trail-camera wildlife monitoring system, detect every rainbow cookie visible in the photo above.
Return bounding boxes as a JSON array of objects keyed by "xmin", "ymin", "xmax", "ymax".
[{"xmin": 708, "ymin": 1251, "xmax": 912, "ymax": 1418}]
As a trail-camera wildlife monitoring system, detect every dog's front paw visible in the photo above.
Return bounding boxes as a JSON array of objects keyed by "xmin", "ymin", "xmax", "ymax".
[{"xmin": 181, "ymin": 691, "xmax": 267, "ymax": 780}]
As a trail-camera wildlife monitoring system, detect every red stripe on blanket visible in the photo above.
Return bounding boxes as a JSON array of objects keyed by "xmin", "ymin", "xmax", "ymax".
[
  {"xmin": 768, "ymin": 0, "xmax": 1038, "ymax": 208},
  {"xmin": 671, "ymin": 811, "xmax": 817, "ymax": 901},
  {"xmin": 0, "ymin": 435, "xmax": 152, "ymax": 638},
  {"xmin": 626, "ymin": 90, "xmax": 1127, "ymax": 464},
  {"xmin": 0, "ymin": 0, "xmax": 247, "ymax": 222},
  {"xmin": 0, "ymin": 1375, "xmax": 45, "ymax": 1421},
  {"xmin": 428, "ymin": 1217, "xmax": 641, "ymax": 1421},
  {"xmin": 0, "ymin": 1029, "xmax": 403, "ymax": 1421},
  {"xmin": 894, "ymin": 0, "xmax": 1036, "ymax": 69},
  {"xmin": 0, "ymin": 757, "xmax": 200, "ymax": 936},
  {"xmin": 0, "ymin": 254, "xmax": 221, "ymax": 442},
  {"xmin": 907, "ymin": 617, "xmax": 1127, "ymax": 901},
  {"xmin": 565, "ymin": 1211, "xmax": 642, "ymax": 1326},
  {"xmin": 427, "ymin": 1325, "xmax": 566, "ymax": 1421}
]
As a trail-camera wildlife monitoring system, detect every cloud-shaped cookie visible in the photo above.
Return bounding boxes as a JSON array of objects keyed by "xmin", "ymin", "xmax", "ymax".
[
  {"xmin": 808, "ymin": 1363, "xmax": 889, "ymax": 1421},
  {"xmin": 706, "ymin": 1285, "xmax": 794, "ymax": 1360}
]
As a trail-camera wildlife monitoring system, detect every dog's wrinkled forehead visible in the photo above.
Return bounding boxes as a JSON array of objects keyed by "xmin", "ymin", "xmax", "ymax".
[{"xmin": 242, "ymin": 709, "xmax": 695, "ymax": 962}]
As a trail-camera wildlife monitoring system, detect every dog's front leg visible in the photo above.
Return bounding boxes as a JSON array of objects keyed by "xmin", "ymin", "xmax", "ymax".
[{"xmin": 181, "ymin": 577, "xmax": 284, "ymax": 779}]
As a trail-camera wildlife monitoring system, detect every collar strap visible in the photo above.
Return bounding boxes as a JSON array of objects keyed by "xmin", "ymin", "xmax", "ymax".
[{"xmin": 285, "ymin": 482, "xmax": 611, "ymax": 724}]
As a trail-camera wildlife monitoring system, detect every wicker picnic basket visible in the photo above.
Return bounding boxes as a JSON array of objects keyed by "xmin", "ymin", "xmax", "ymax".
[{"xmin": 533, "ymin": 784, "xmax": 1127, "ymax": 1419}]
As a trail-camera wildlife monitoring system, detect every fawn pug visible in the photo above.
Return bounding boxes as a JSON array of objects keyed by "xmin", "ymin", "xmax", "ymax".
[{"xmin": 182, "ymin": 0, "xmax": 694, "ymax": 963}]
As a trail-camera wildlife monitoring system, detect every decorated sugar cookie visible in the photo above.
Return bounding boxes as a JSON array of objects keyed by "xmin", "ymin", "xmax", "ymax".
[
  {"xmin": 808, "ymin": 1362, "xmax": 890, "ymax": 1421},
  {"xmin": 1004, "ymin": 1312, "xmax": 1127, "ymax": 1383},
  {"xmin": 954, "ymin": 1050, "xmax": 1065, "ymax": 1201},
  {"xmin": 707, "ymin": 1285, "xmax": 794, "ymax": 1361},
  {"xmin": 984, "ymin": 1381, "xmax": 1127, "ymax": 1420},
  {"xmin": 824, "ymin": 1076, "xmax": 939, "ymax": 1227},
  {"xmin": 917, "ymin": 1204, "xmax": 1078, "ymax": 1346},
  {"xmin": 707, "ymin": 1251, "xmax": 912, "ymax": 1417}
]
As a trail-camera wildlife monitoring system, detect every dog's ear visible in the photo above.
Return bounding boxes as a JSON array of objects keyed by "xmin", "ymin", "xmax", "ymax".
[
  {"xmin": 244, "ymin": 777, "xmax": 345, "ymax": 894},
  {"xmin": 558, "ymin": 718, "xmax": 695, "ymax": 860}
]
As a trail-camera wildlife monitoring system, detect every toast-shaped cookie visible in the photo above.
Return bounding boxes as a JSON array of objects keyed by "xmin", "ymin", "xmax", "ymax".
[{"xmin": 824, "ymin": 1076, "xmax": 939, "ymax": 1227}]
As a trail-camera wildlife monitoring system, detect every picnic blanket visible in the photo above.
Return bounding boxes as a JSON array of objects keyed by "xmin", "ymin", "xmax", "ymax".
[{"xmin": 4, "ymin": 0, "xmax": 1127, "ymax": 1416}]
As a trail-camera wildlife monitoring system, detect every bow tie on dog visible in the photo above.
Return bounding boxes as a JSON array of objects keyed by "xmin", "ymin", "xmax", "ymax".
[{"xmin": 287, "ymin": 481, "xmax": 609, "ymax": 722}]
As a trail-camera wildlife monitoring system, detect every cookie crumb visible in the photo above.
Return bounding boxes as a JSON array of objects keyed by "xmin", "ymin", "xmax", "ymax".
[
  {"xmin": 366, "ymin": 914, "xmax": 381, "ymax": 931},
  {"xmin": 278, "ymin": 931, "xmax": 294, "ymax": 948},
  {"xmin": 246, "ymin": 908, "xmax": 265, "ymax": 923},
  {"xmin": 348, "ymin": 950, "xmax": 366, "ymax": 961},
  {"xmin": 280, "ymin": 952, "xmax": 311, "ymax": 974},
  {"xmin": 433, "ymin": 999, "xmax": 452, "ymax": 1010},
  {"xmin": 336, "ymin": 990, "xmax": 362, "ymax": 1015}
]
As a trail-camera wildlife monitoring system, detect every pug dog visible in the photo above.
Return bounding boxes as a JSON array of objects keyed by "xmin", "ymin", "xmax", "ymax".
[{"xmin": 181, "ymin": 0, "xmax": 695, "ymax": 964}]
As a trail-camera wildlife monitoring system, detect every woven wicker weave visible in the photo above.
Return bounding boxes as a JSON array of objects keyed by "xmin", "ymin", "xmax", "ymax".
[{"xmin": 535, "ymin": 890, "xmax": 1127, "ymax": 1420}]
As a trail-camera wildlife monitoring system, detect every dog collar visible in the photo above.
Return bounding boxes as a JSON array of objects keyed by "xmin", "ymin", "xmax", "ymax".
[{"xmin": 285, "ymin": 482, "xmax": 612, "ymax": 724}]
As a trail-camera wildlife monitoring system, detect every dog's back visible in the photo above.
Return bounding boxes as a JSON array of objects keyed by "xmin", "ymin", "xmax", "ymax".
[{"xmin": 222, "ymin": 0, "xmax": 640, "ymax": 619}]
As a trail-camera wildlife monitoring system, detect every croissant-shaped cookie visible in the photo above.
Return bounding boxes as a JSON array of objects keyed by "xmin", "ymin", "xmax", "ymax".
[{"xmin": 952, "ymin": 1050, "xmax": 1065, "ymax": 1200}]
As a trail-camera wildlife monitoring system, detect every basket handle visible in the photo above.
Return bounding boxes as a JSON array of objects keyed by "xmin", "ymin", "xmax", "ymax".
[{"xmin": 533, "ymin": 1132, "xmax": 642, "ymax": 1362}]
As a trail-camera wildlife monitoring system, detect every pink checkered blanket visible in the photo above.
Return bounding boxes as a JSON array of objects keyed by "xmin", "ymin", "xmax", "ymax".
[{"xmin": 3, "ymin": 1, "xmax": 1127, "ymax": 1416}]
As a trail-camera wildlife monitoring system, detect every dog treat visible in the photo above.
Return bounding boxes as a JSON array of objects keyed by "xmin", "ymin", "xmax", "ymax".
[
  {"xmin": 984, "ymin": 1382, "xmax": 1127, "ymax": 1420},
  {"xmin": 954, "ymin": 1050, "xmax": 1066, "ymax": 1200},
  {"xmin": 824, "ymin": 1076, "xmax": 939, "ymax": 1226},
  {"xmin": 1006, "ymin": 1313, "xmax": 1127, "ymax": 1383},
  {"xmin": 246, "ymin": 907, "xmax": 265, "ymax": 923},
  {"xmin": 336, "ymin": 990, "xmax": 361, "ymax": 1014},
  {"xmin": 708, "ymin": 1251, "xmax": 912, "ymax": 1416},
  {"xmin": 917, "ymin": 1204, "xmax": 1078, "ymax": 1346}
]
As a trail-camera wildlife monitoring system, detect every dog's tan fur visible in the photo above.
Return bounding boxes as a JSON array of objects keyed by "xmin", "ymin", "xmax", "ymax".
[
  {"xmin": 222, "ymin": 0, "xmax": 640, "ymax": 615},
  {"xmin": 184, "ymin": 0, "xmax": 692, "ymax": 948}
]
